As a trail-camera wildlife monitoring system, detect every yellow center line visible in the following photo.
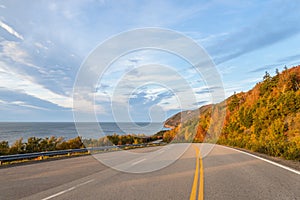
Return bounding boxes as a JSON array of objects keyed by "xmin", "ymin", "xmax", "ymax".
[
  {"xmin": 190, "ymin": 145, "xmax": 199, "ymax": 200},
  {"xmin": 198, "ymin": 147, "xmax": 204, "ymax": 200},
  {"xmin": 190, "ymin": 144, "xmax": 204, "ymax": 200}
]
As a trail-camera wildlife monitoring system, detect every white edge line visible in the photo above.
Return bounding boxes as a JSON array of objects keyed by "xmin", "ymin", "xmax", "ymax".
[
  {"xmin": 41, "ymin": 187, "xmax": 75, "ymax": 200},
  {"xmin": 131, "ymin": 158, "xmax": 146, "ymax": 166},
  {"xmin": 41, "ymin": 179, "xmax": 94, "ymax": 200},
  {"xmin": 157, "ymin": 150, "xmax": 165, "ymax": 154},
  {"xmin": 220, "ymin": 145, "xmax": 300, "ymax": 175}
]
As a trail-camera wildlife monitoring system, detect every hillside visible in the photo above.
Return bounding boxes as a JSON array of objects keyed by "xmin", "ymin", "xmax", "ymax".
[
  {"xmin": 164, "ymin": 104, "xmax": 212, "ymax": 129},
  {"xmin": 163, "ymin": 65, "xmax": 300, "ymax": 160}
]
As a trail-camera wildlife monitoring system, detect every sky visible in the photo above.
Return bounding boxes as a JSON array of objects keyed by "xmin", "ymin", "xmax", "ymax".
[{"xmin": 0, "ymin": 0, "xmax": 300, "ymax": 122}]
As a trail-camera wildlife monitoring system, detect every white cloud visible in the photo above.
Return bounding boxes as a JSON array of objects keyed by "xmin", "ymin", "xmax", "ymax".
[
  {"xmin": 0, "ymin": 61, "xmax": 73, "ymax": 109},
  {"xmin": 0, "ymin": 99, "xmax": 7, "ymax": 104},
  {"xmin": 198, "ymin": 32, "xmax": 229, "ymax": 45},
  {"xmin": 10, "ymin": 101, "xmax": 49, "ymax": 111},
  {"xmin": 143, "ymin": 87, "xmax": 168, "ymax": 101},
  {"xmin": 103, "ymin": 65, "xmax": 200, "ymax": 112},
  {"xmin": 1, "ymin": 41, "xmax": 40, "ymax": 70},
  {"xmin": 0, "ymin": 20, "xmax": 23, "ymax": 40},
  {"xmin": 34, "ymin": 42, "xmax": 48, "ymax": 50},
  {"xmin": 157, "ymin": 93, "xmax": 183, "ymax": 111},
  {"xmin": 0, "ymin": 99, "xmax": 50, "ymax": 111},
  {"xmin": 0, "ymin": 40, "xmax": 77, "ymax": 110}
]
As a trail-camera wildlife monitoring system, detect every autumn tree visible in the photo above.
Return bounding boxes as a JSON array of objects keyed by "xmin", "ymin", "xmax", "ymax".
[{"xmin": 0, "ymin": 141, "xmax": 9, "ymax": 155}]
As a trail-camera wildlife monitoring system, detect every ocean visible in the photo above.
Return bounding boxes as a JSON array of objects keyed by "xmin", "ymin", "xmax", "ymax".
[{"xmin": 0, "ymin": 122, "xmax": 166, "ymax": 145}]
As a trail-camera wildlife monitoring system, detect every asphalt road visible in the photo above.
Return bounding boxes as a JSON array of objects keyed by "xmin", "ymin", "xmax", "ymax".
[{"xmin": 0, "ymin": 144, "xmax": 299, "ymax": 200}]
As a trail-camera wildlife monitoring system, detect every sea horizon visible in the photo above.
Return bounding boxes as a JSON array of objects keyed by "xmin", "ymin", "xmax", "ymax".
[{"xmin": 0, "ymin": 122, "xmax": 168, "ymax": 145}]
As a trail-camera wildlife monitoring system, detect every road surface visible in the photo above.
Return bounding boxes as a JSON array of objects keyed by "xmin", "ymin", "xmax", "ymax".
[{"xmin": 0, "ymin": 144, "xmax": 299, "ymax": 200}]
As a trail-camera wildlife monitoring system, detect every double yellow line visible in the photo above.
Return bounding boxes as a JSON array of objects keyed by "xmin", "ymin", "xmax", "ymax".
[{"xmin": 190, "ymin": 145, "xmax": 204, "ymax": 200}]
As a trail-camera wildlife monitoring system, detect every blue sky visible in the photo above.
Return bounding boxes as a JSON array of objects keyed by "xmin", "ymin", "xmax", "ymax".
[{"xmin": 0, "ymin": 0, "xmax": 300, "ymax": 122}]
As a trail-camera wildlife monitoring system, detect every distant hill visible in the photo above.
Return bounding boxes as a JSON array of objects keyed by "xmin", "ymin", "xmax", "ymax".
[
  {"xmin": 163, "ymin": 65, "xmax": 300, "ymax": 161},
  {"xmin": 164, "ymin": 104, "xmax": 212, "ymax": 129}
]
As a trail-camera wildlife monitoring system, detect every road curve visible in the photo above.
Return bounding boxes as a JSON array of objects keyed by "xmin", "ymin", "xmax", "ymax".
[{"xmin": 0, "ymin": 144, "xmax": 299, "ymax": 200}]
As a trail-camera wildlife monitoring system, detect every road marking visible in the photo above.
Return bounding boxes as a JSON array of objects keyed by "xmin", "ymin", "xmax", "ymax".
[
  {"xmin": 198, "ymin": 148, "xmax": 204, "ymax": 200},
  {"xmin": 157, "ymin": 150, "xmax": 165, "ymax": 154},
  {"xmin": 41, "ymin": 179, "xmax": 94, "ymax": 200},
  {"xmin": 131, "ymin": 158, "xmax": 146, "ymax": 166},
  {"xmin": 220, "ymin": 145, "xmax": 300, "ymax": 175},
  {"xmin": 190, "ymin": 146, "xmax": 199, "ymax": 200},
  {"xmin": 190, "ymin": 145, "xmax": 204, "ymax": 200}
]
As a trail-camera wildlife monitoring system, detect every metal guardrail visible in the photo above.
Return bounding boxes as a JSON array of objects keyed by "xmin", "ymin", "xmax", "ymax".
[
  {"xmin": 0, "ymin": 149, "xmax": 88, "ymax": 164},
  {"xmin": 0, "ymin": 144, "xmax": 149, "ymax": 165}
]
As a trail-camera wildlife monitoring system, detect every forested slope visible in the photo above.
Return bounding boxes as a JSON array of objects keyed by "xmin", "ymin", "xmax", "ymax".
[{"xmin": 163, "ymin": 66, "xmax": 300, "ymax": 160}]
